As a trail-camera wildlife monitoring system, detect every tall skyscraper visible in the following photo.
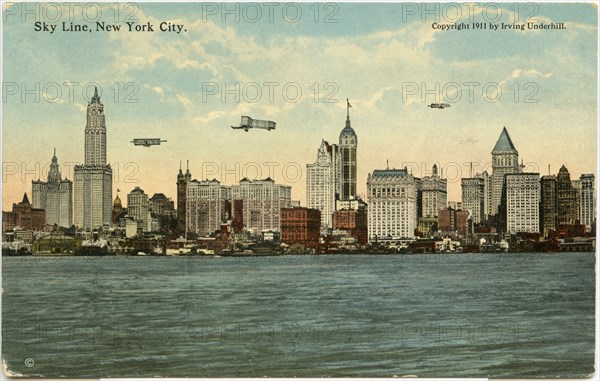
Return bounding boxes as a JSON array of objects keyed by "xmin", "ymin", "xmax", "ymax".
[
  {"xmin": 367, "ymin": 168, "xmax": 418, "ymax": 240},
  {"xmin": 177, "ymin": 161, "xmax": 192, "ymax": 233},
  {"xmin": 461, "ymin": 177, "xmax": 485, "ymax": 224},
  {"xmin": 74, "ymin": 87, "xmax": 113, "ymax": 230},
  {"xmin": 421, "ymin": 164, "xmax": 447, "ymax": 218},
  {"xmin": 32, "ymin": 149, "xmax": 73, "ymax": 228},
  {"xmin": 339, "ymin": 99, "xmax": 357, "ymax": 201},
  {"xmin": 504, "ymin": 173, "xmax": 540, "ymax": 234},
  {"xmin": 306, "ymin": 140, "xmax": 339, "ymax": 228},
  {"xmin": 557, "ymin": 165, "xmax": 579, "ymax": 226},
  {"xmin": 540, "ymin": 175, "xmax": 558, "ymax": 237},
  {"xmin": 186, "ymin": 179, "xmax": 231, "ymax": 237},
  {"xmin": 579, "ymin": 174, "xmax": 595, "ymax": 231},
  {"xmin": 491, "ymin": 127, "xmax": 520, "ymax": 216}
]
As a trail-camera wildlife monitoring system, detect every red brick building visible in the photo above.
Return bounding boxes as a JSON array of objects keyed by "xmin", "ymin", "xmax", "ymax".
[
  {"xmin": 438, "ymin": 207, "xmax": 469, "ymax": 238},
  {"xmin": 281, "ymin": 207, "xmax": 321, "ymax": 248},
  {"xmin": 3, "ymin": 193, "xmax": 46, "ymax": 234},
  {"xmin": 333, "ymin": 208, "xmax": 368, "ymax": 246}
]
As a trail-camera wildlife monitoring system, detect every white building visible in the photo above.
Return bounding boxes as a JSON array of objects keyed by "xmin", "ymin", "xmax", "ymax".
[
  {"xmin": 231, "ymin": 178, "xmax": 291, "ymax": 233},
  {"xmin": 367, "ymin": 168, "xmax": 418, "ymax": 241},
  {"xmin": 32, "ymin": 149, "xmax": 73, "ymax": 228},
  {"xmin": 579, "ymin": 174, "xmax": 595, "ymax": 231},
  {"xmin": 505, "ymin": 173, "xmax": 540, "ymax": 234},
  {"xmin": 74, "ymin": 87, "xmax": 113, "ymax": 230},
  {"xmin": 306, "ymin": 140, "xmax": 339, "ymax": 228},
  {"xmin": 421, "ymin": 164, "xmax": 447, "ymax": 218},
  {"xmin": 127, "ymin": 187, "xmax": 149, "ymax": 232},
  {"xmin": 461, "ymin": 177, "xmax": 485, "ymax": 224},
  {"xmin": 187, "ymin": 179, "xmax": 231, "ymax": 237}
]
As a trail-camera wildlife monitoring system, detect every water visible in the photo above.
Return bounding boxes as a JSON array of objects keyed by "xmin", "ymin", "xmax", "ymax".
[{"xmin": 2, "ymin": 253, "xmax": 595, "ymax": 377}]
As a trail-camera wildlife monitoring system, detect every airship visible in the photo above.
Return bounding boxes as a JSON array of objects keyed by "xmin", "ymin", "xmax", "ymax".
[
  {"xmin": 231, "ymin": 116, "xmax": 276, "ymax": 132},
  {"xmin": 428, "ymin": 103, "xmax": 451, "ymax": 109},
  {"xmin": 131, "ymin": 138, "xmax": 167, "ymax": 147}
]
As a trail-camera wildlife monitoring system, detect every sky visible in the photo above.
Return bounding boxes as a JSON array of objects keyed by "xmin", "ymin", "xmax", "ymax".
[{"xmin": 2, "ymin": 2, "xmax": 598, "ymax": 209}]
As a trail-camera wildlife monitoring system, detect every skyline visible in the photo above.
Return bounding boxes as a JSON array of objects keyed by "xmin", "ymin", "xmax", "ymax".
[{"xmin": 2, "ymin": 2, "xmax": 597, "ymax": 209}]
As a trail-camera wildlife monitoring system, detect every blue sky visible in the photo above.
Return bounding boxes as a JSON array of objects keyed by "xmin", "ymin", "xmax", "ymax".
[{"xmin": 2, "ymin": 2, "xmax": 598, "ymax": 208}]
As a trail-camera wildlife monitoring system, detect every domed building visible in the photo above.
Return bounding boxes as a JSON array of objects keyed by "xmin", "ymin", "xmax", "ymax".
[{"xmin": 111, "ymin": 191, "xmax": 126, "ymax": 225}]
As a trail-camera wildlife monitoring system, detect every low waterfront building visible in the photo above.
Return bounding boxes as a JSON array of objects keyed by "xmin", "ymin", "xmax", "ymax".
[
  {"xmin": 281, "ymin": 207, "xmax": 321, "ymax": 249},
  {"xmin": 333, "ymin": 205, "xmax": 368, "ymax": 246},
  {"xmin": 3, "ymin": 193, "xmax": 46, "ymax": 235},
  {"xmin": 438, "ymin": 207, "xmax": 469, "ymax": 238}
]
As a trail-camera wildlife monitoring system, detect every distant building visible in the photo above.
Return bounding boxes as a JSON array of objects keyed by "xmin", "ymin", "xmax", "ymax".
[
  {"xmin": 438, "ymin": 207, "xmax": 469, "ymax": 238},
  {"xmin": 421, "ymin": 164, "xmax": 447, "ymax": 218},
  {"xmin": 504, "ymin": 173, "xmax": 540, "ymax": 234},
  {"xmin": 367, "ymin": 168, "xmax": 418, "ymax": 241},
  {"xmin": 461, "ymin": 177, "xmax": 485, "ymax": 224},
  {"xmin": 579, "ymin": 174, "xmax": 595, "ymax": 231},
  {"xmin": 476, "ymin": 171, "xmax": 492, "ymax": 220},
  {"xmin": 3, "ymin": 193, "xmax": 46, "ymax": 234},
  {"xmin": 127, "ymin": 187, "xmax": 149, "ymax": 233},
  {"xmin": 540, "ymin": 175, "xmax": 557, "ymax": 237},
  {"xmin": 281, "ymin": 207, "xmax": 321, "ymax": 248},
  {"xmin": 32, "ymin": 149, "xmax": 73, "ymax": 228},
  {"xmin": 186, "ymin": 179, "xmax": 231, "ymax": 237},
  {"xmin": 306, "ymin": 140, "xmax": 339, "ymax": 229},
  {"xmin": 74, "ymin": 87, "xmax": 113, "ymax": 230},
  {"xmin": 149, "ymin": 193, "xmax": 175, "ymax": 217},
  {"xmin": 491, "ymin": 127, "xmax": 520, "ymax": 216},
  {"xmin": 557, "ymin": 165, "xmax": 579, "ymax": 225},
  {"xmin": 447, "ymin": 201, "xmax": 462, "ymax": 210},
  {"xmin": 231, "ymin": 178, "xmax": 291, "ymax": 233},
  {"xmin": 177, "ymin": 161, "xmax": 192, "ymax": 233}
]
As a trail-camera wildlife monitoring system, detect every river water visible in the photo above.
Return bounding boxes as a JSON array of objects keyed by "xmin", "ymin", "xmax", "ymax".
[{"xmin": 2, "ymin": 252, "xmax": 595, "ymax": 377}]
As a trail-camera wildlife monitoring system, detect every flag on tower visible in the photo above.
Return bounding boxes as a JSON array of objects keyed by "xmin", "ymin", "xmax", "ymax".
[{"xmin": 347, "ymin": 98, "xmax": 352, "ymax": 109}]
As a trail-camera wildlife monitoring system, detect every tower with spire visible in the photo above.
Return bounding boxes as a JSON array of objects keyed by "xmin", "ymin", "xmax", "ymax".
[
  {"xmin": 339, "ymin": 99, "xmax": 358, "ymax": 201},
  {"xmin": 32, "ymin": 149, "xmax": 73, "ymax": 227},
  {"xmin": 490, "ymin": 127, "xmax": 520, "ymax": 216},
  {"xmin": 74, "ymin": 86, "xmax": 113, "ymax": 230},
  {"xmin": 177, "ymin": 160, "xmax": 192, "ymax": 234}
]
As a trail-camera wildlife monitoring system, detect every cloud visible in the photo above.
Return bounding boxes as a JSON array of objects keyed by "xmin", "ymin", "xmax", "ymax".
[
  {"xmin": 192, "ymin": 111, "xmax": 225, "ymax": 125},
  {"xmin": 176, "ymin": 93, "xmax": 192, "ymax": 106}
]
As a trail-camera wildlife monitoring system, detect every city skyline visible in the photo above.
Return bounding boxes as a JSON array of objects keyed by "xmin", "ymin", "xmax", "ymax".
[{"xmin": 2, "ymin": 3, "xmax": 597, "ymax": 210}]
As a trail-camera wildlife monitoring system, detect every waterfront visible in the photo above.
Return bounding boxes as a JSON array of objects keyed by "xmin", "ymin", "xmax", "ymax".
[{"xmin": 2, "ymin": 252, "xmax": 595, "ymax": 377}]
